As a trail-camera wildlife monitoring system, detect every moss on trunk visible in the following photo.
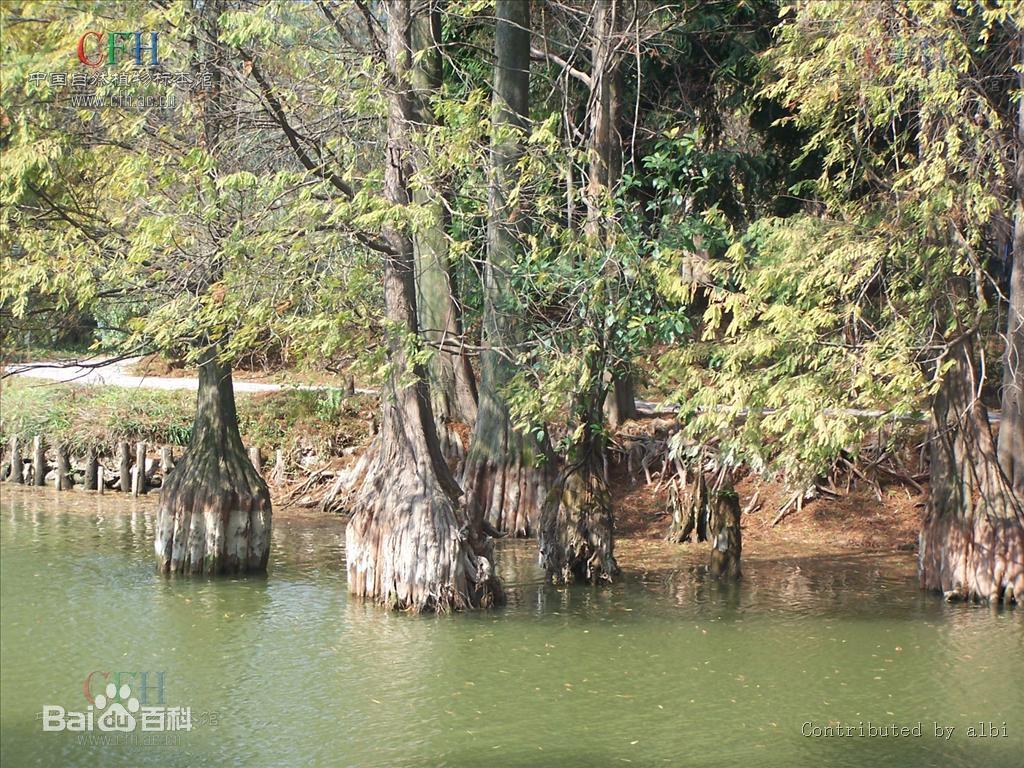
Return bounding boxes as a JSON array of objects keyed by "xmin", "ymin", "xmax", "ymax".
[{"xmin": 539, "ymin": 448, "xmax": 619, "ymax": 585}]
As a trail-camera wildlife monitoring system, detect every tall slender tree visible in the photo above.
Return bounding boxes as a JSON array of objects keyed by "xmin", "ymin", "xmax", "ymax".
[
  {"xmin": 461, "ymin": 0, "xmax": 555, "ymax": 538},
  {"xmin": 409, "ymin": 3, "xmax": 479, "ymax": 453}
]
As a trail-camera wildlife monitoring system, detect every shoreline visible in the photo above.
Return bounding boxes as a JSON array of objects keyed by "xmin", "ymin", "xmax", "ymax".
[{"xmin": 0, "ymin": 480, "xmax": 922, "ymax": 571}]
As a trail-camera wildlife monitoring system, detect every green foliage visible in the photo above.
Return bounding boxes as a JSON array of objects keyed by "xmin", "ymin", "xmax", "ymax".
[{"xmin": 656, "ymin": 0, "xmax": 1021, "ymax": 483}]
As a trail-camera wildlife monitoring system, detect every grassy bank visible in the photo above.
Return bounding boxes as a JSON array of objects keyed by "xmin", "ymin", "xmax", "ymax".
[{"xmin": 0, "ymin": 378, "xmax": 371, "ymax": 456}]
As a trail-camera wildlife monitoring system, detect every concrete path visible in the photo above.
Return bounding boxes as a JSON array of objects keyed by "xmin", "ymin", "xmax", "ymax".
[{"xmin": 3, "ymin": 357, "xmax": 371, "ymax": 395}]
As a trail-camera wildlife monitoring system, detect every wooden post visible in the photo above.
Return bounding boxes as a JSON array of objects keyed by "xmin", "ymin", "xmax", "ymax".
[
  {"xmin": 248, "ymin": 445, "xmax": 263, "ymax": 477},
  {"xmin": 271, "ymin": 449, "xmax": 286, "ymax": 485},
  {"xmin": 56, "ymin": 444, "xmax": 72, "ymax": 491},
  {"xmin": 119, "ymin": 442, "xmax": 131, "ymax": 493},
  {"xmin": 8, "ymin": 435, "xmax": 23, "ymax": 484},
  {"xmin": 32, "ymin": 435, "xmax": 46, "ymax": 487},
  {"xmin": 97, "ymin": 464, "xmax": 106, "ymax": 494},
  {"xmin": 84, "ymin": 448, "xmax": 99, "ymax": 491},
  {"xmin": 133, "ymin": 442, "xmax": 147, "ymax": 496},
  {"xmin": 160, "ymin": 446, "xmax": 174, "ymax": 480}
]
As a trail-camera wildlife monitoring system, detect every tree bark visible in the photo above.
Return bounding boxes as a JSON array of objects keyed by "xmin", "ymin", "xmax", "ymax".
[
  {"xmin": 539, "ymin": 426, "xmax": 619, "ymax": 583},
  {"xmin": 919, "ymin": 336, "xmax": 1023, "ymax": 603},
  {"xmin": 605, "ymin": 373, "xmax": 637, "ymax": 428},
  {"xmin": 344, "ymin": 0, "xmax": 501, "ymax": 612},
  {"xmin": 538, "ymin": 2, "xmax": 627, "ymax": 582},
  {"xmin": 920, "ymin": 32, "xmax": 1024, "ymax": 605},
  {"xmin": 56, "ymin": 444, "xmax": 72, "ymax": 491},
  {"xmin": 154, "ymin": 354, "xmax": 271, "ymax": 575},
  {"xmin": 461, "ymin": 0, "xmax": 554, "ymax": 537},
  {"xmin": 708, "ymin": 479, "xmax": 742, "ymax": 579},
  {"xmin": 133, "ymin": 442, "xmax": 147, "ymax": 496},
  {"xmin": 598, "ymin": 43, "xmax": 636, "ymax": 428},
  {"xmin": 409, "ymin": 3, "xmax": 479, "ymax": 449},
  {"xmin": 539, "ymin": 354, "xmax": 620, "ymax": 584},
  {"xmin": 118, "ymin": 441, "xmax": 131, "ymax": 493},
  {"xmin": 997, "ymin": 29, "xmax": 1024, "ymax": 497}
]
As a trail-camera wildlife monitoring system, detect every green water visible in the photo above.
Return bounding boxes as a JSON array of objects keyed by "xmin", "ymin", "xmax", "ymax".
[{"xmin": 0, "ymin": 488, "xmax": 1021, "ymax": 768}]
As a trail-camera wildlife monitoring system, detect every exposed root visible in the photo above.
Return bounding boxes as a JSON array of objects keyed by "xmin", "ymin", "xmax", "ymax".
[{"xmin": 666, "ymin": 467, "xmax": 709, "ymax": 543}]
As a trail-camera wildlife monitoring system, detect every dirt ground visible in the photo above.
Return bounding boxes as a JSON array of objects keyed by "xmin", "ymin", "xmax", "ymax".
[{"xmin": 610, "ymin": 460, "xmax": 922, "ymax": 561}]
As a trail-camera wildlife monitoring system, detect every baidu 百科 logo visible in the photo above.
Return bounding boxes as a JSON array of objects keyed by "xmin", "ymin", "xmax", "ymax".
[{"xmin": 41, "ymin": 682, "xmax": 192, "ymax": 733}]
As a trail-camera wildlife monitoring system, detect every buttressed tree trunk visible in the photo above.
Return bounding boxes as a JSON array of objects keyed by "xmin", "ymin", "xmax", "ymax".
[
  {"xmin": 345, "ymin": 0, "xmax": 501, "ymax": 611},
  {"xmin": 409, "ymin": 4, "xmax": 478, "ymax": 453},
  {"xmin": 707, "ymin": 478, "xmax": 742, "ymax": 579},
  {"xmin": 461, "ymin": 0, "xmax": 554, "ymax": 537},
  {"xmin": 539, "ymin": 1, "xmax": 625, "ymax": 584},
  {"xmin": 153, "ymin": 0, "xmax": 271, "ymax": 576},
  {"xmin": 155, "ymin": 354, "xmax": 271, "ymax": 575},
  {"xmin": 918, "ymin": 336, "xmax": 1023, "ymax": 603}
]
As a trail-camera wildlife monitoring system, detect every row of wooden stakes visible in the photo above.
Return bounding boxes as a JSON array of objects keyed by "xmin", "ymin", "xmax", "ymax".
[{"xmin": 1, "ymin": 435, "xmax": 286, "ymax": 494}]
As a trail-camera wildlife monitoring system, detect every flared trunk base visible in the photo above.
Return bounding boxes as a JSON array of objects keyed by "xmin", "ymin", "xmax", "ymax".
[
  {"xmin": 708, "ymin": 489, "xmax": 742, "ymax": 579},
  {"xmin": 462, "ymin": 431, "xmax": 551, "ymax": 537},
  {"xmin": 345, "ymin": 436, "xmax": 502, "ymax": 612},
  {"xmin": 155, "ymin": 444, "xmax": 271, "ymax": 576},
  {"xmin": 539, "ymin": 460, "xmax": 619, "ymax": 584},
  {"xmin": 919, "ymin": 510, "xmax": 1023, "ymax": 604}
]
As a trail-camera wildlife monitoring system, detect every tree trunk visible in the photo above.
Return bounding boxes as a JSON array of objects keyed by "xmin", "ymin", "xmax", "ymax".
[
  {"xmin": 600, "ymin": 53, "xmax": 637, "ymax": 428},
  {"xmin": 461, "ymin": 0, "xmax": 554, "ymax": 537},
  {"xmin": 133, "ymin": 442, "xmax": 147, "ymax": 496},
  {"xmin": 997, "ymin": 31, "xmax": 1024, "ymax": 497},
  {"xmin": 538, "ymin": 1, "xmax": 626, "ymax": 582},
  {"xmin": 118, "ymin": 441, "xmax": 131, "ymax": 493},
  {"xmin": 919, "ymin": 336, "xmax": 1023, "ymax": 603},
  {"xmin": 539, "ymin": 358, "xmax": 619, "ymax": 584},
  {"xmin": 409, "ymin": 3, "xmax": 478, "ymax": 451},
  {"xmin": 667, "ymin": 467, "xmax": 709, "ymax": 544},
  {"xmin": 708, "ymin": 479, "xmax": 742, "ymax": 579},
  {"xmin": 161, "ymin": 446, "xmax": 175, "ymax": 480},
  {"xmin": 33, "ymin": 435, "xmax": 46, "ymax": 487},
  {"xmin": 56, "ymin": 444, "xmax": 72, "ymax": 491},
  {"xmin": 539, "ymin": 426, "xmax": 619, "ymax": 583},
  {"xmin": 605, "ymin": 373, "xmax": 637, "ymax": 428},
  {"xmin": 154, "ymin": 355, "xmax": 271, "ymax": 575},
  {"xmin": 344, "ymin": 0, "xmax": 501, "ymax": 612}
]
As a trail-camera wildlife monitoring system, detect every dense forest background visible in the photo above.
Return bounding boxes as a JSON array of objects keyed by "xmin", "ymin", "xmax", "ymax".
[{"xmin": 1, "ymin": 0, "xmax": 1021, "ymax": 609}]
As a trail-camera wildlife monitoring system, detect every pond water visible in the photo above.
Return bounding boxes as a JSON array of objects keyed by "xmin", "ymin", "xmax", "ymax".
[{"xmin": 1, "ymin": 487, "xmax": 1021, "ymax": 767}]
